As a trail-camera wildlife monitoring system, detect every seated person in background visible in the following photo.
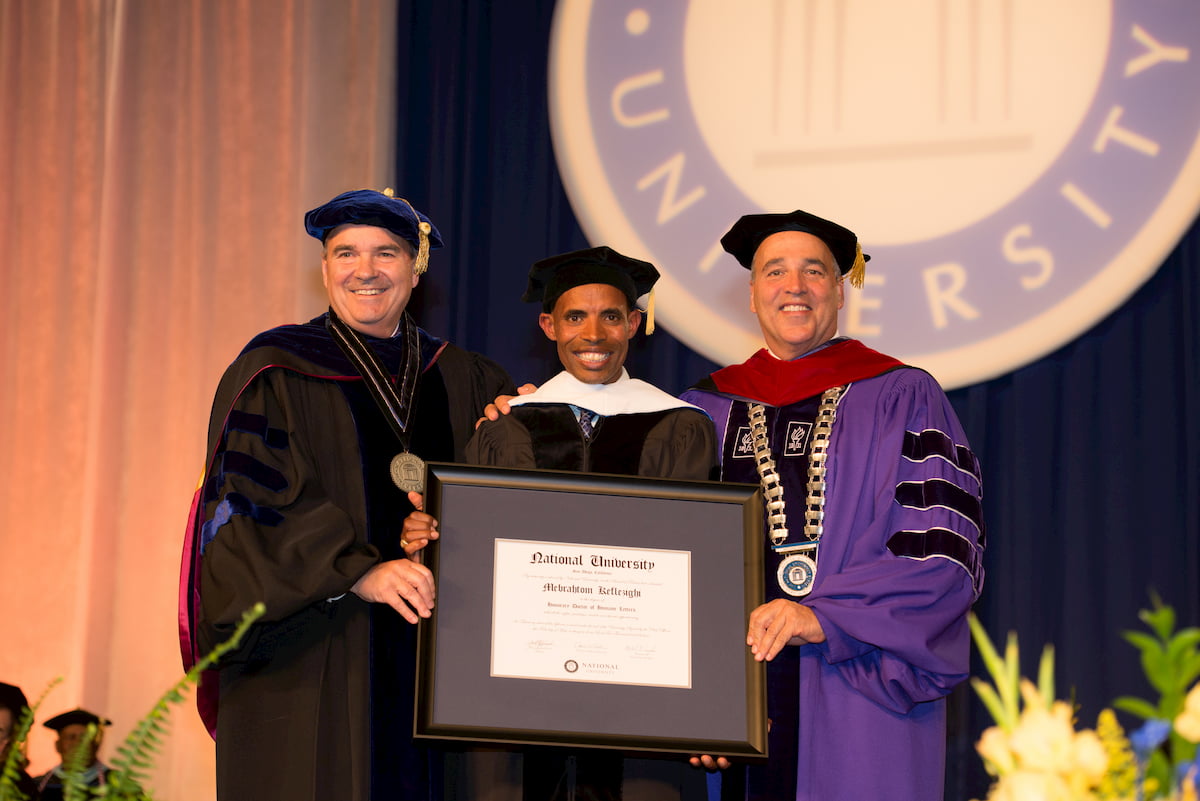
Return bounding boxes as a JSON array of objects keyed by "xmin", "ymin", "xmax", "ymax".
[
  {"xmin": 0, "ymin": 682, "xmax": 39, "ymax": 799},
  {"xmin": 36, "ymin": 708, "xmax": 111, "ymax": 801}
]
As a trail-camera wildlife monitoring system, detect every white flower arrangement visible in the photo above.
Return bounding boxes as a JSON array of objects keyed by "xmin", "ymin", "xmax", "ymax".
[{"xmin": 969, "ymin": 601, "xmax": 1200, "ymax": 801}]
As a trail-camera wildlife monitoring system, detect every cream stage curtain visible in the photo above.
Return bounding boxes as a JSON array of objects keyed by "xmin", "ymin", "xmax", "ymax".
[{"xmin": 0, "ymin": 2, "xmax": 397, "ymax": 798}]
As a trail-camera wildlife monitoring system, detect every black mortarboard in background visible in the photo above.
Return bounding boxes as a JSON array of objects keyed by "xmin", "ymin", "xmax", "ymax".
[
  {"xmin": 303, "ymin": 188, "xmax": 444, "ymax": 275},
  {"xmin": 0, "ymin": 682, "xmax": 28, "ymax": 715},
  {"xmin": 720, "ymin": 209, "xmax": 869, "ymax": 287},
  {"xmin": 523, "ymin": 246, "xmax": 659, "ymax": 314},
  {"xmin": 43, "ymin": 709, "xmax": 111, "ymax": 731}
]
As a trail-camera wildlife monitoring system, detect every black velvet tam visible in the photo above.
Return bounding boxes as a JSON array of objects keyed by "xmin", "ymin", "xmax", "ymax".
[
  {"xmin": 720, "ymin": 209, "xmax": 870, "ymax": 273},
  {"xmin": 522, "ymin": 246, "xmax": 659, "ymax": 311},
  {"xmin": 43, "ymin": 708, "xmax": 111, "ymax": 731},
  {"xmin": 0, "ymin": 682, "xmax": 27, "ymax": 715}
]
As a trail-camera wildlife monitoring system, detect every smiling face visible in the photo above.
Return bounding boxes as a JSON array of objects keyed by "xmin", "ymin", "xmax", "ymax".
[
  {"xmin": 749, "ymin": 230, "xmax": 845, "ymax": 360},
  {"xmin": 539, "ymin": 283, "xmax": 642, "ymax": 384},
  {"xmin": 321, "ymin": 224, "xmax": 419, "ymax": 337}
]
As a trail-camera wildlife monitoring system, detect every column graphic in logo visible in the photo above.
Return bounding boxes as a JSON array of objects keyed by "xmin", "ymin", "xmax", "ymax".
[{"xmin": 549, "ymin": 0, "xmax": 1200, "ymax": 388}]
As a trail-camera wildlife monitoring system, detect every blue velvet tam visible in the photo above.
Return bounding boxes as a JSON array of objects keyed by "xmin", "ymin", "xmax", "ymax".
[{"xmin": 303, "ymin": 189, "xmax": 444, "ymax": 252}]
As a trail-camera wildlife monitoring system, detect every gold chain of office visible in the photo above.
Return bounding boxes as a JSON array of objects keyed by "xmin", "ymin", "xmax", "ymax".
[{"xmin": 748, "ymin": 385, "xmax": 847, "ymax": 547}]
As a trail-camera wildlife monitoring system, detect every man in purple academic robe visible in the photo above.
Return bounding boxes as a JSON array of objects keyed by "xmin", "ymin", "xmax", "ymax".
[{"xmin": 680, "ymin": 210, "xmax": 985, "ymax": 801}]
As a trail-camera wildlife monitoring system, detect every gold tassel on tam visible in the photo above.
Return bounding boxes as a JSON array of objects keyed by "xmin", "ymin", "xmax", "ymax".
[
  {"xmin": 645, "ymin": 288, "xmax": 656, "ymax": 335},
  {"xmin": 385, "ymin": 187, "xmax": 432, "ymax": 275},
  {"xmin": 412, "ymin": 221, "xmax": 431, "ymax": 275},
  {"xmin": 846, "ymin": 243, "xmax": 867, "ymax": 289}
]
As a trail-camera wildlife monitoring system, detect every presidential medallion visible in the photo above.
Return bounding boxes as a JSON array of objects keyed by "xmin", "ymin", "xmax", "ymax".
[
  {"xmin": 390, "ymin": 451, "xmax": 426, "ymax": 494},
  {"xmin": 776, "ymin": 544, "xmax": 818, "ymax": 598}
]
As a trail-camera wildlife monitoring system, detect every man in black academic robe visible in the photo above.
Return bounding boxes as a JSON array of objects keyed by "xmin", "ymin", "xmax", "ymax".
[
  {"xmin": 179, "ymin": 189, "xmax": 514, "ymax": 801},
  {"xmin": 444, "ymin": 246, "xmax": 717, "ymax": 801},
  {"xmin": 468, "ymin": 246, "xmax": 714, "ymax": 483},
  {"xmin": 35, "ymin": 708, "xmax": 114, "ymax": 801}
]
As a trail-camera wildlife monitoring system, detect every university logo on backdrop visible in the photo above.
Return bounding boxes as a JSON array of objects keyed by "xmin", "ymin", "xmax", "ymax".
[{"xmin": 548, "ymin": 0, "xmax": 1200, "ymax": 389}]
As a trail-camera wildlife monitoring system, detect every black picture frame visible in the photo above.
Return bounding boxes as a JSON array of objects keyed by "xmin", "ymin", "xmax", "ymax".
[{"xmin": 414, "ymin": 462, "xmax": 767, "ymax": 761}]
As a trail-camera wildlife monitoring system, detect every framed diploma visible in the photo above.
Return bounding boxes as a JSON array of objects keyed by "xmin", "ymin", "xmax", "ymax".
[{"xmin": 414, "ymin": 462, "xmax": 767, "ymax": 761}]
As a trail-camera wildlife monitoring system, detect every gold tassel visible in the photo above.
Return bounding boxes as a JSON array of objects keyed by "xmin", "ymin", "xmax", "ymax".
[
  {"xmin": 391, "ymin": 191, "xmax": 431, "ymax": 275},
  {"xmin": 413, "ymin": 221, "xmax": 431, "ymax": 275},
  {"xmin": 645, "ymin": 288, "xmax": 656, "ymax": 335},
  {"xmin": 846, "ymin": 243, "xmax": 867, "ymax": 289}
]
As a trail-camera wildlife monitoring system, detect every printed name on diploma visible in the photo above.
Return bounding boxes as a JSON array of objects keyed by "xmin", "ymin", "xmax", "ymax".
[
  {"xmin": 540, "ymin": 582, "xmax": 643, "ymax": 598},
  {"xmin": 529, "ymin": 551, "xmax": 657, "ymax": 571}
]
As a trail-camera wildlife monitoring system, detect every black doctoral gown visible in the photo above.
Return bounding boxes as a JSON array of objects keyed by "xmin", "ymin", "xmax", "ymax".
[
  {"xmin": 467, "ymin": 405, "xmax": 716, "ymax": 480},
  {"xmin": 180, "ymin": 315, "xmax": 514, "ymax": 801}
]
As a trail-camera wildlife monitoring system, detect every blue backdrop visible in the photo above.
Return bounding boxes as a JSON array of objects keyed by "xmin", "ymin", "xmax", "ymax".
[{"xmin": 395, "ymin": 3, "xmax": 1200, "ymax": 797}]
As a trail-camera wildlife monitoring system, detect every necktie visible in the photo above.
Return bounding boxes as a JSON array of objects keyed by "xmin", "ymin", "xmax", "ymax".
[{"xmin": 578, "ymin": 408, "xmax": 596, "ymax": 439}]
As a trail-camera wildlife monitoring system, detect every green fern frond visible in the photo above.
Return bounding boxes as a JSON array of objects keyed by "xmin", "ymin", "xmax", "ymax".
[{"xmin": 100, "ymin": 602, "xmax": 265, "ymax": 801}]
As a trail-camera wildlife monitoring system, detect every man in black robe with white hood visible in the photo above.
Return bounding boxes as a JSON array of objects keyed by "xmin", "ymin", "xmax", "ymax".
[
  {"xmin": 467, "ymin": 246, "xmax": 715, "ymax": 483},
  {"xmin": 441, "ymin": 246, "xmax": 717, "ymax": 801}
]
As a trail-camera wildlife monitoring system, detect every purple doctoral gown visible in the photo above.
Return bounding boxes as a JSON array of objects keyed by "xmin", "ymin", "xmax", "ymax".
[{"xmin": 681, "ymin": 341, "xmax": 985, "ymax": 801}]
